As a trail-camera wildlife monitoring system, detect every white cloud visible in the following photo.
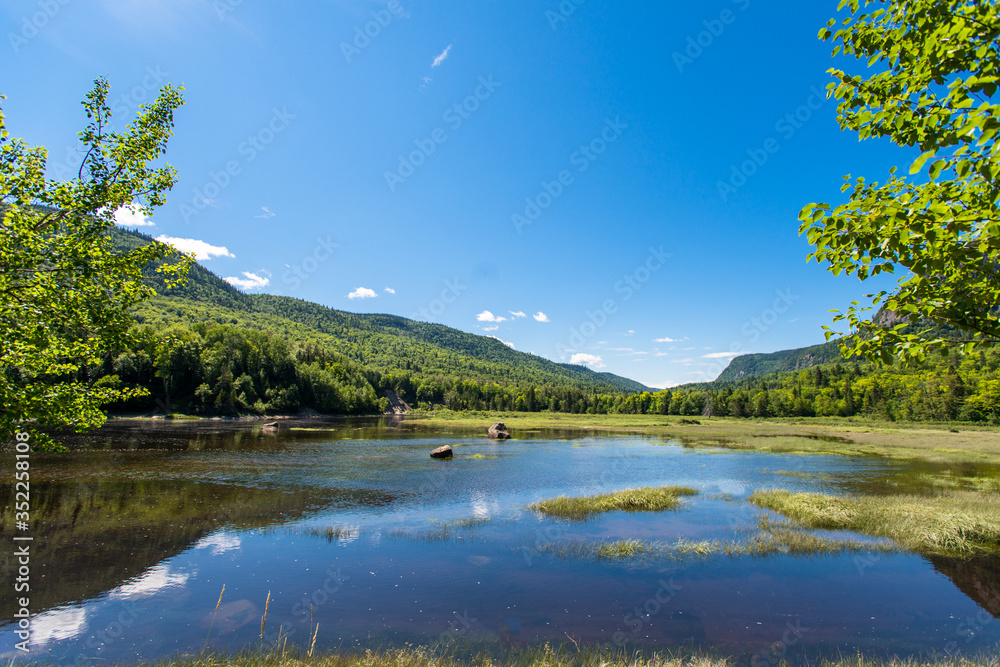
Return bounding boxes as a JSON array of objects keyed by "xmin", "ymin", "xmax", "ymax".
[
  {"xmin": 111, "ymin": 563, "xmax": 189, "ymax": 600},
  {"xmin": 654, "ymin": 337, "xmax": 678, "ymax": 343},
  {"xmin": 533, "ymin": 312, "xmax": 550, "ymax": 323},
  {"xmin": 570, "ymin": 353, "xmax": 605, "ymax": 368},
  {"xmin": 482, "ymin": 325, "xmax": 499, "ymax": 332},
  {"xmin": 194, "ymin": 530, "xmax": 242, "ymax": 555},
  {"xmin": 431, "ymin": 44, "xmax": 453, "ymax": 68},
  {"xmin": 113, "ymin": 205, "xmax": 155, "ymax": 228},
  {"xmin": 477, "ymin": 310, "xmax": 507, "ymax": 323},
  {"xmin": 509, "ymin": 311, "xmax": 527, "ymax": 318},
  {"xmin": 224, "ymin": 272, "xmax": 269, "ymax": 291},
  {"xmin": 702, "ymin": 351, "xmax": 748, "ymax": 359},
  {"xmin": 29, "ymin": 606, "xmax": 88, "ymax": 646},
  {"xmin": 625, "ymin": 330, "xmax": 635, "ymax": 336},
  {"xmin": 488, "ymin": 336, "xmax": 515, "ymax": 349},
  {"xmin": 384, "ymin": 287, "xmax": 396, "ymax": 294},
  {"xmin": 655, "ymin": 352, "xmax": 669, "ymax": 357},
  {"xmin": 155, "ymin": 235, "xmax": 234, "ymax": 260},
  {"xmin": 347, "ymin": 287, "xmax": 378, "ymax": 300},
  {"xmin": 255, "ymin": 206, "xmax": 275, "ymax": 219}
]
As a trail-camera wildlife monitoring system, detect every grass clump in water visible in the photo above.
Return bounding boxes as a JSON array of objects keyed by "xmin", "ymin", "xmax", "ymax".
[
  {"xmin": 535, "ymin": 539, "xmax": 659, "ymax": 562},
  {"xmin": 749, "ymin": 488, "xmax": 1000, "ymax": 556},
  {"xmin": 592, "ymin": 539, "xmax": 656, "ymax": 560},
  {"xmin": 308, "ymin": 525, "xmax": 362, "ymax": 542},
  {"xmin": 530, "ymin": 486, "xmax": 698, "ymax": 520}
]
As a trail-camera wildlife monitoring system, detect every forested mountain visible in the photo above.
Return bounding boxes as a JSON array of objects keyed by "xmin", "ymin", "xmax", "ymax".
[
  {"xmin": 94, "ymin": 228, "xmax": 998, "ymax": 422},
  {"xmin": 717, "ymin": 341, "xmax": 845, "ymax": 382},
  {"xmin": 101, "ymin": 228, "xmax": 653, "ymax": 415}
]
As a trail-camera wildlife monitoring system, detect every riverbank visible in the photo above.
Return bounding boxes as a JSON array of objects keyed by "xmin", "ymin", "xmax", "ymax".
[
  {"xmin": 111, "ymin": 644, "xmax": 1000, "ymax": 667},
  {"xmin": 407, "ymin": 411, "xmax": 1000, "ymax": 466}
]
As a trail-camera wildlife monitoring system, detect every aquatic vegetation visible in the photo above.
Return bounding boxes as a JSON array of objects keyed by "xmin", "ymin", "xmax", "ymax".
[
  {"xmin": 135, "ymin": 639, "xmax": 1000, "ymax": 667},
  {"xmin": 749, "ymin": 489, "xmax": 1000, "ymax": 556},
  {"xmin": 531, "ymin": 516, "xmax": 894, "ymax": 564},
  {"xmin": 529, "ymin": 486, "xmax": 699, "ymax": 520},
  {"xmin": 771, "ymin": 470, "xmax": 834, "ymax": 481},
  {"xmin": 386, "ymin": 516, "xmax": 493, "ymax": 543},
  {"xmin": 592, "ymin": 539, "xmax": 656, "ymax": 560},
  {"xmin": 308, "ymin": 525, "xmax": 363, "ymax": 542}
]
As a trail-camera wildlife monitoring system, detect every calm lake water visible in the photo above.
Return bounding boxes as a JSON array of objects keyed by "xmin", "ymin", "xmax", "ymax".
[{"xmin": 1, "ymin": 418, "xmax": 998, "ymax": 664}]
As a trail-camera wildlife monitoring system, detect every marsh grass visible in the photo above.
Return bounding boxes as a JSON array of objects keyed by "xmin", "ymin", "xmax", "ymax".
[
  {"xmin": 308, "ymin": 526, "xmax": 362, "ymax": 542},
  {"xmin": 530, "ymin": 486, "xmax": 699, "ymax": 520},
  {"xmin": 532, "ymin": 517, "xmax": 894, "ymax": 563},
  {"xmin": 410, "ymin": 412, "xmax": 1000, "ymax": 465},
  {"xmin": 771, "ymin": 470, "xmax": 834, "ymax": 481},
  {"xmin": 386, "ymin": 516, "xmax": 493, "ymax": 543},
  {"xmin": 140, "ymin": 641, "xmax": 1000, "ymax": 667},
  {"xmin": 749, "ymin": 489, "xmax": 1000, "ymax": 556}
]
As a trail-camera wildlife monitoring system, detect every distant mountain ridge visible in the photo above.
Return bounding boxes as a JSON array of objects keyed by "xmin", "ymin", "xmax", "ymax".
[
  {"xmin": 716, "ymin": 341, "xmax": 845, "ymax": 383},
  {"xmin": 117, "ymin": 228, "xmax": 654, "ymax": 394}
]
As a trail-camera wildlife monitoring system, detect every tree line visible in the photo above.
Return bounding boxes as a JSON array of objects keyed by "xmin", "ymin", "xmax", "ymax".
[{"xmin": 89, "ymin": 321, "xmax": 1000, "ymax": 424}]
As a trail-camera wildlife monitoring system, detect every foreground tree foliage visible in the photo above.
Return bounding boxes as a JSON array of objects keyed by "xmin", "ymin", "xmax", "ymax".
[
  {"xmin": 0, "ymin": 78, "xmax": 188, "ymax": 449},
  {"xmin": 800, "ymin": 0, "xmax": 1000, "ymax": 364}
]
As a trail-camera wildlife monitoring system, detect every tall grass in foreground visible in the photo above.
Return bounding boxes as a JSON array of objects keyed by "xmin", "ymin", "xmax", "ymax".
[
  {"xmin": 749, "ymin": 489, "xmax": 1000, "ymax": 556},
  {"xmin": 126, "ymin": 643, "xmax": 1000, "ymax": 667},
  {"xmin": 530, "ymin": 486, "xmax": 699, "ymax": 520}
]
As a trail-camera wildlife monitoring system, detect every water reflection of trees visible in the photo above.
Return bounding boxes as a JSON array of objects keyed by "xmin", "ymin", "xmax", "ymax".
[
  {"xmin": 930, "ymin": 555, "xmax": 1000, "ymax": 619},
  {"xmin": 0, "ymin": 480, "xmax": 395, "ymax": 620}
]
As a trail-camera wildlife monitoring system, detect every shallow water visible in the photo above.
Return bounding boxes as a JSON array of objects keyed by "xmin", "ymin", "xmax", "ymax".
[{"xmin": 1, "ymin": 418, "xmax": 998, "ymax": 664}]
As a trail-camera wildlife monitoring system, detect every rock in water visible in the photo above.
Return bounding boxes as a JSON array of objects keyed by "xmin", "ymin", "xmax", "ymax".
[
  {"xmin": 430, "ymin": 445, "xmax": 454, "ymax": 459},
  {"xmin": 488, "ymin": 422, "xmax": 511, "ymax": 440}
]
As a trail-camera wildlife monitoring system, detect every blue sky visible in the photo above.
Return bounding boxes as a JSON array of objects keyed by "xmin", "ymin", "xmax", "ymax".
[{"xmin": 2, "ymin": 0, "xmax": 908, "ymax": 388}]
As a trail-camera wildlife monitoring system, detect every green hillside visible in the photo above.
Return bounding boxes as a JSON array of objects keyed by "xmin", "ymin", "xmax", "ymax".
[
  {"xmin": 716, "ymin": 341, "xmax": 845, "ymax": 382},
  {"xmin": 101, "ymin": 228, "xmax": 653, "ymax": 416}
]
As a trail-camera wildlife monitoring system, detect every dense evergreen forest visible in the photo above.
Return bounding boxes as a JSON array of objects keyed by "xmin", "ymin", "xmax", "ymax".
[{"xmin": 87, "ymin": 229, "xmax": 1000, "ymax": 423}]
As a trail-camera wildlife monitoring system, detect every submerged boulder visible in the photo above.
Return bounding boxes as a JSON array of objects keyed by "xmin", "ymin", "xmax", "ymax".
[
  {"xmin": 487, "ymin": 422, "xmax": 511, "ymax": 440},
  {"xmin": 262, "ymin": 421, "xmax": 280, "ymax": 432},
  {"xmin": 430, "ymin": 445, "xmax": 454, "ymax": 459}
]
